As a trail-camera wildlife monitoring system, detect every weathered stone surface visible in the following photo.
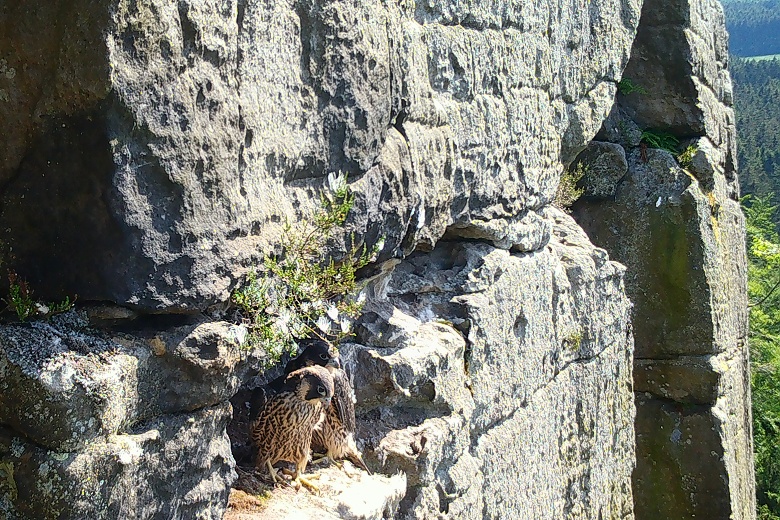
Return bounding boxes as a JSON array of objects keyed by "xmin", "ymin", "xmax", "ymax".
[
  {"xmin": 0, "ymin": 403, "xmax": 235, "ymax": 520},
  {"xmin": 633, "ymin": 395, "xmax": 730, "ymax": 519},
  {"xmin": 0, "ymin": 0, "xmax": 641, "ymax": 310},
  {"xmin": 0, "ymin": 310, "xmax": 256, "ymax": 452},
  {"xmin": 634, "ymin": 344, "xmax": 754, "ymax": 520},
  {"xmin": 576, "ymin": 148, "xmax": 753, "ymax": 520},
  {"xmin": 596, "ymin": 104, "xmax": 644, "ymax": 148},
  {"xmin": 0, "ymin": 0, "xmax": 756, "ymax": 518},
  {"xmin": 336, "ymin": 209, "xmax": 635, "ymax": 519},
  {"xmin": 618, "ymin": 0, "xmax": 738, "ymax": 193},
  {"xmin": 445, "ymin": 210, "xmax": 552, "ymax": 252},
  {"xmin": 576, "ymin": 0, "xmax": 754, "ymax": 516},
  {"xmin": 634, "ymin": 358, "xmax": 721, "ymax": 405},
  {"xmin": 576, "ymin": 148, "xmax": 718, "ymax": 359},
  {"xmin": 575, "ymin": 141, "xmax": 629, "ymax": 199}
]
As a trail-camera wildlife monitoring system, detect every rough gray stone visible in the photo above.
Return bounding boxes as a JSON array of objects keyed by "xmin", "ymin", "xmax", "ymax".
[
  {"xmin": 225, "ymin": 468, "xmax": 406, "ymax": 520},
  {"xmin": 0, "ymin": 310, "xmax": 259, "ymax": 452},
  {"xmin": 684, "ymin": 135, "xmax": 728, "ymax": 191},
  {"xmin": 575, "ymin": 141, "xmax": 629, "ymax": 199},
  {"xmin": 634, "ymin": 358, "xmax": 721, "ymax": 405},
  {"xmin": 577, "ymin": 144, "xmax": 753, "ymax": 519},
  {"xmin": 339, "ymin": 208, "xmax": 635, "ymax": 520},
  {"xmin": 0, "ymin": 0, "xmax": 756, "ymax": 518},
  {"xmin": 445, "ymin": 210, "xmax": 552, "ymax": 252},
  {"xmin": 574, "ymin": 0, "xmax": 753, "ymax": 514},
  {"xmin": 0, "ymin": 0, "xmax": 641, "ymax": 310},
  {"xmin": 0, "ymin": 403, "xmax": 235, "ymax": 520},
  {"xmin": 576, "ymin": 148, "xmax": 720, "ymax": 358},
  {"xmin": 633, "ymin": 395, "xmax": 732, "ymax": 519},
  {"xmin": 618, "ymin": 0, "xmax": 737, "ymax": 191},
  {"xmin": 596, "ymin": 104, "xmax": 644, "ymax": 148}
]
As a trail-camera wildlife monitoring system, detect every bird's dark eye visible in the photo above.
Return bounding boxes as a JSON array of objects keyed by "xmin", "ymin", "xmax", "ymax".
[
  {"xmin": 319, "ymin": 353, "xmax": 329, "ymax": 360},
  {"xmin": 317, "ymin": 385, "xmax": 326, "ymax": 396}
]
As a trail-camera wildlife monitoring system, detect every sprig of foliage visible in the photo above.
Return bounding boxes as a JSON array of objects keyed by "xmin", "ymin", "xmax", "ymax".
[
  {"xmin": 553, "ymin": 162, "xmax": 586, "ymax": 212},
  {"xmin": 6, "ymin": 271, "xmax": 36, "ymax": 321},
  {"xmin": 3, "ymin": 270, "xmax": 75, "ymax": 322},
  {"xmin": 641, "ymin": 129, "xmax": 680, "ymax": 154},
  {"xmin": 617, "ymin": 78, "xmax": 648, "ymax": 95},
  {"xmin": 677, "ymin": 145, "xmax": 698, "ymax": 169},
  {"xmin": 232, "ymin": 173, "xmax": 380, "ymax": 365}
]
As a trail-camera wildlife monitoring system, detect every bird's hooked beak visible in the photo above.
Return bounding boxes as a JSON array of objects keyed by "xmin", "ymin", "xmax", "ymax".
[
  {"xmin": 327, "ymin": 356, "xmax": 341, "ymax": 370},
  {"xmin": 320, "ymin": 395, "xmax": 332, "ymax": 406}
]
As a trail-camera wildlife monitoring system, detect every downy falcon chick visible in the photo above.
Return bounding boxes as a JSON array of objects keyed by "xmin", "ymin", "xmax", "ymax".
[{"xmin": 250, "ymin": 364, "xmax": 334, "ymax": 491}]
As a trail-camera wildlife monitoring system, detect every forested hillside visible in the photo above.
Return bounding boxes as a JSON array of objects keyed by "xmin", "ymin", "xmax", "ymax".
[
  {"xmin": 744, "ymin": 197, "xmax": 780, "ymax": 520},
  {"xmin": 732, "ymin": 58, "xmax": 780, "ymax": 203},
  {"xmin": 722, "ymin": 0, "xmax": 780, "ymax": 56},
  {"xmin": 726, "ymin": 0, "xmax": 780, "ymax": 513}
]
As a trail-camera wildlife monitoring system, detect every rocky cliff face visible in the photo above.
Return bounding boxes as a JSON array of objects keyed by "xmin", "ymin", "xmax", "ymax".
[
  {"xmin": 0, "ymin": 0, "xmax": 752, "ymax": 519},
  {"xmin": 574, "ymin": 0, "xmax": 755, "ymax": 518}
]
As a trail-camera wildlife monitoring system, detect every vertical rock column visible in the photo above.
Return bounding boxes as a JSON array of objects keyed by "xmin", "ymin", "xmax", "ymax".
[{"xmin": 574, "ymin": 0, "xmax": 755, "ymax": 518}]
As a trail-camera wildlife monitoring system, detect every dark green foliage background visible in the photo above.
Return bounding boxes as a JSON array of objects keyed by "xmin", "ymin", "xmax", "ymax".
[
  {"xmin": 725, "ymin": 1, "xmax": 780, "ymax": 516},
  {"xmin": 732, "ymin": 58, "xmax": 780, "ymax": 203},
  {"xmin": 722, "ymin": 0, "xmax": 780, "ymax": 57},
  {"xmin": 744, "ymin": 197, "xmax": 780, "ymax": 520}
]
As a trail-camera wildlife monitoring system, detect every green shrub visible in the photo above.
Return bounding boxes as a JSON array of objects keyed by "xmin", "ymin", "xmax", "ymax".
[
  {"xmin": 744, "ymin": 195, "xmax": 780, "ymax": 519},
  {"xmin": 553, "ymin": 163, "xmax": 586, "ymax": 212},
  {"xmin": 232, "ymin": 173, "xmax": 379, "ymax": 365}
]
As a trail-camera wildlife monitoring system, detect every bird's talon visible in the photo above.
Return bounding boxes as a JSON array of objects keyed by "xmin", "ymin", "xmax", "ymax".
[{"xmin": 296, "ymin": 475, "xmax": 320, "ymax": 494}]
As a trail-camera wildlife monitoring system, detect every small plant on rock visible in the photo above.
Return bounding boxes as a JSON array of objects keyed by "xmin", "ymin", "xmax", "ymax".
[
  {"xmin": 3, "ymin": 270, "xmax": 75, "ymax": 322},
  {"xmin": 232, "ymin": 173, "xmax": 380, "ymax": 365},
  {"xmin": 5, "ymin": 270, "xmax": 36, "ymax": 321},
  {"xmin": 617, "ymin": 78, "xmax": 648, "ymax": 95},
  {"xmin": 563, "ymin": 329, "xmax": 583, "ymax": 352},
  {"xmin": 553, "ymin": 162, "xmax": 586, "ymax": 212},
  {"xmin": 641, "ymin": 129, "xmax": 680, "ymax": 154},
  {"xmin": 677, "ymin": 145, "xmax": 698, "ymax": 169}
]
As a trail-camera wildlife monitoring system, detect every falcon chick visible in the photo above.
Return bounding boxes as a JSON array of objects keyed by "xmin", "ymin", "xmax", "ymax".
[
  {"xmin": 311, "ymin": 356, "xmax": 371, "ymax": 474},
  {"xmin": 248, "ymin": 339, "xmax": 340, "ymax": 424},
  {"xmin": 250, "ymin": 364, "xmax": 335, "ymax": 492},
  {"xmin": 282, "ymin": 339, "xmax": 340, "ymax": 377}
]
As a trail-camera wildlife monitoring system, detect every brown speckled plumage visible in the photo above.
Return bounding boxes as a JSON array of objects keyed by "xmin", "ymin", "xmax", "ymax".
[
  {"xmin": 250, "ymin": 365, "xmax": 334, "ymax": 481},
  {"xmin": 312, "ymin": 365, "xmax": 371, "ymax": 474}
]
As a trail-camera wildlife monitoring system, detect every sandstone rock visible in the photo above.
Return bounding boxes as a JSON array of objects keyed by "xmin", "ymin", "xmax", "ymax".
[
  {"xmin": 340, "ymin": 209, "xmax": 635, "ymax": 519},
  {"xmin": 574, "ymin": 0, "xmax": 753, "ymax": 512},
  {"xmin": 576, "ymin": 148, "xmax": 719, "ymax": 358},
  {"xmin": 444, "ymin": 211, "xmax": 552, "ymax": 252},
  {"xmin": 634, "ymin": 358, "xmax": 721, "ymax": 405},
  {"xmin": 574, "ymin": 141, "xmax": 629, "ymax": 199},
  {"xmin": 0, "ymin": 310, "xmax": 260, "ymax": 452},
  {"xmin": 0, "ymin": 0, "xmax": 755, "ymax": 518},
  {"xmin": 225, "ymin": 467, "xmax": 406, "ymax": 520},
  {"xmin": 596, "ymin": 104, "xmax": 644, "ymax": 148},
  {"xmin": 683, "ymin": 135, "xmax": 728, "ymax": 192},
  {"xmin": 0, "ymin": 403, "xmax": 235, "ymax": 520},
  {"xmin": 0, "ymin": 0, "xmax": 641, "ymax": 310}
]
